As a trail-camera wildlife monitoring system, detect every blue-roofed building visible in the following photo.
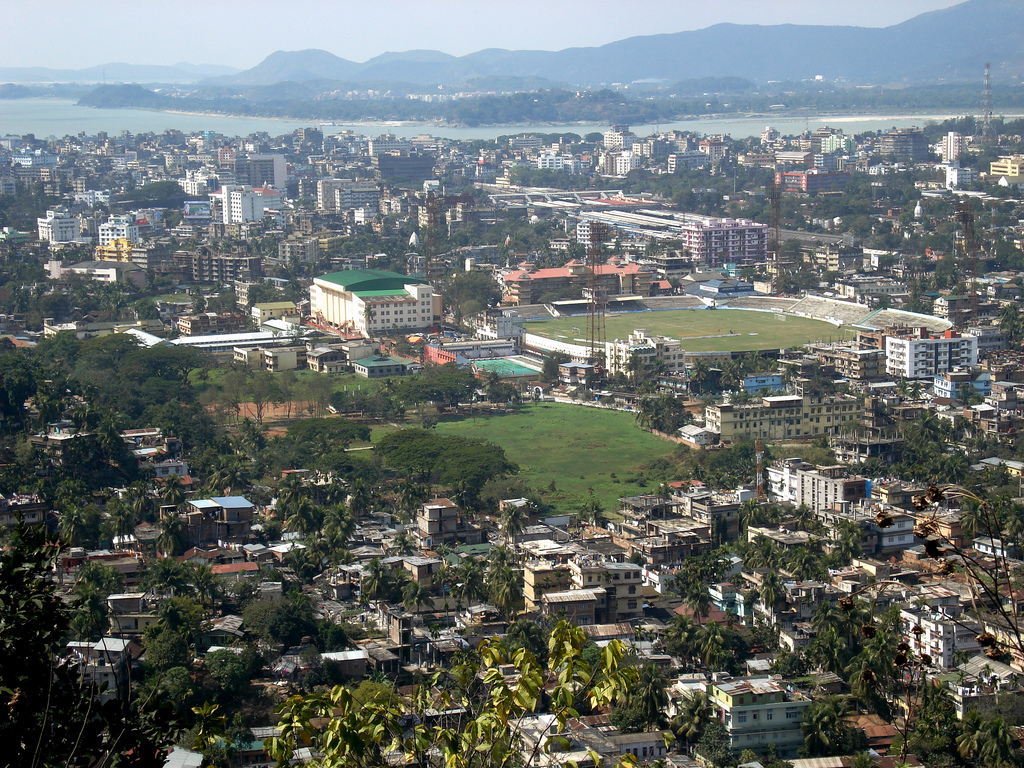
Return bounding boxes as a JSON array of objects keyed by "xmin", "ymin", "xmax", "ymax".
[
  {"xmin": 184, "ymin": 496, "xmax": 255, "ymax": 547},
  {"xmin": 742, "ymin": 374, "xmax": 784, "ymax": 394}
]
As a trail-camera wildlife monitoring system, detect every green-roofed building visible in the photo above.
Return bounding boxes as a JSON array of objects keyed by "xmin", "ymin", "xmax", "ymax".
[{"xmin": 310, "ymin": 268, "xmax": 440, "ymax": 338}]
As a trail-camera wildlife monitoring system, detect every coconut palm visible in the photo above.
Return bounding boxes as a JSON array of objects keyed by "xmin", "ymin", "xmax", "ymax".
[
  {"xmin": 500, "ymin": 501, "xmax": 530, "ymax": 545},
  {"xmin": 322, "ymin": 505, "xmax": 355, "ymax": 543},
  {"xmin": 801, "ymin": 695, "xmax": 852, "ymax": 756},
  {"xmin": 670, "ymin": 690, "xmax": 709, "ymax": 753},
  {"xmin": 696, "ymin": 620, "xmax": 728, "ymax": 670},
  {"xmin": 161, "ymin": 474, "xmax": 186, "ymax": 509},
  {"xmin": 625, "ymin": 665, "xmax": 669, "ymax": 731},
  {"xmin": 456, "ymin": 557, "xmax": 488, "ymax": 605},
  {"xmin": 190, "ymin": 563, "xmax": 221, "ymax": 608},
  {"xmin": 390, "ymin": 530, "xmax": 417, "ymax": 556},
  {"xmin": 980, "ymin": 716, "xmax": 1016, "ymax": 768},
  {"xmin": 360, "ymin": 558, "xmax": 392, "ymax": 605},
  {"xmin": 156, "ymin": 514, "xmax": 189, "ymax": 557},
  {"xmin": 402, "ymin": 580, "xmax": 433, "ymax": 614},
  {"xmin": 487, "ymin": 563, "xmax": 522, "ymax": 620},
  {"xmin": 284, "ymin": 498, "xmax": 322, "ymax": 537},
  {"xmin": 60, "ymin": 505, "xmax": 86, "ymax": 547},
  {"xmin": 109, "ymin": 502, "xmax": 137, "ymax": 546}
]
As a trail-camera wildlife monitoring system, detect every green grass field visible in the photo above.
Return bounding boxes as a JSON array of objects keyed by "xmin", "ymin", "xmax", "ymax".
[
  {"xmin": 434, "ymin": 402, "xmax": 675, "ymax": 517},
  {"xmin": 526, "ymin": 309, "xmax": 854, "ymax": 352}
]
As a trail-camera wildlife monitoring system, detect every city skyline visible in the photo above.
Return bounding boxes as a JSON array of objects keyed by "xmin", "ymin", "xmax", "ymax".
[{"xmin": 1, "ymin": 0, "xmax": 963, "ymax": 71}]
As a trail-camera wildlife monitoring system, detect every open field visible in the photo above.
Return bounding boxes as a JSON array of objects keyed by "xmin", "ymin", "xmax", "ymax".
[
  {"xmin": 526, "ymin": 309, "xmax": 855, "ymax": 352},
  {"xmin": 434, "ymin": 402, "xmax": 675, "ymax": 517}
]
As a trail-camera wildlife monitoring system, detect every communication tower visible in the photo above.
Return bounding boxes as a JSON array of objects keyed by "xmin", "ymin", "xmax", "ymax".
[
  {"xmin": 586, "ymin": 222, "xmax": 608, "ymax": 364},
  {"xmin": 767, "ymin": 179, "xmax": 783, "ymax": 294},
  {"xmin": 981, "ymin": 63, "xmax": 995, "ymax": 142},
  {"xmin": 755, "ymin": 438, "xmax": 765, "ymax": 499},
  {"xmin": 956, "ymin": 200, "xmax": 979, "ymax": 322}
]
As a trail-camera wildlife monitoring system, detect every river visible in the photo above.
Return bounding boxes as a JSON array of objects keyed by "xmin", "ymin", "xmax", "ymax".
[{"xmin": 0, "ymin": 98, "xmax": 1004, "ymax": 141}]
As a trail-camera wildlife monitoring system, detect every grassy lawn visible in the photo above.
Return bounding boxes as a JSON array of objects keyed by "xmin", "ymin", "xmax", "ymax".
[
  {"xmin": 526, "ymin": 309, "xmax": 855, "ymax": 352},
  {"xmin": 434, "ymin": 402, "xmax": 676, "ymax": 517}
]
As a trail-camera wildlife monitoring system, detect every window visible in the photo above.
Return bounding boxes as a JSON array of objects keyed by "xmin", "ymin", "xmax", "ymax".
[
  {"xmin": 737, "ymin": 713, "xmax": 747, "ymax": 723},
  {"xmin": 766, "ymin": 712, "xmax": 773, "ymax": 721}
]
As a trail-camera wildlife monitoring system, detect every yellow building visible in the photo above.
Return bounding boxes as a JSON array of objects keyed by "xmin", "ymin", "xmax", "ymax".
[
  {"xmin": 309, "ymin": 268, "xmax": 440, "ymax": 337},
  {"xmin": 990, "ymin": 155, "xmax": 1024, "ymax": 177},
  {"xmin": 94, "ymin": 238, "xmax": 134, "ymax": 261},
  {"xmin": 705, "ymin": 393, "xmax": 861, "ymax": 442}
]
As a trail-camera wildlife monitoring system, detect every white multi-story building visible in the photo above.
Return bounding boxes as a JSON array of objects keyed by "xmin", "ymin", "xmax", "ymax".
[
  {"xmin": 603, "ymin": 125, "xmax": 636, "ymax": 151},
  {"xmin": 98, "ymin": 214, "xmax": 140, "ymax": 246},
  {"xmin": 885, "ymin": 331, "xmax": 978, "ymax": 380},
  {"xmin": 766, "ymin": 458, "xmax": 867, "ymax": 510},
  {"xmin": 613, "ymin": 151, "xmax": 642, "ymax": 176},
  {"xmin": 942, "ymin": 132, "xmax": 965, "ymax": 163},
  {"xmin": 217, "ymin": 185, "xmax": 264, "ymax": 224},
  {"xmin": 900, "ymin": 601, "xmax": 981, "ymax": 670},
  {"xmin": 536, "ymin": 153, "xmax": 579, "ymax": 172},
  {"xmin": 367, "ymin": 135, "xmax": 412, "ymax": 156},
  {"xmin": 605, "ymin": 328, "xmax": 686, "ymax": 378},
  {"xmin": 37, "ymin": 209, "xmax": 80, "ymax": 243},
  {"xmin": 946, "ymin": 164, "xmax": 978, "ymax": 189}
]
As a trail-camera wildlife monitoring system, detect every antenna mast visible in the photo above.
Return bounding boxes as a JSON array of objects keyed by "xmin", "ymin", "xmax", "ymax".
[
  {"xmin": 756, "ymin": 438, "xmax": 765, "ymax": 499},
  {"xmin": 956, "ymin": 200, "xmax": 979, "ymax": 324},
  {"xmin": 586, "ymin": 222, "xmax": 607, "ymax": 365},
  {"xmin": 767, "ymin": 178, "xmax": 783, "ymax": 294},
  {"xmin": 981, "ymin": 63, "xmax": 995, "ymax": 143}
]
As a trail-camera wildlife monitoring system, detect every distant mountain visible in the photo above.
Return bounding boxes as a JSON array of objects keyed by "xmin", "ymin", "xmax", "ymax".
[
  {"xmin": 207, "ymin": 0, "xmax": 1024, "ymax": 88},
  {"xmin": 0, "ymin": 62, "xmax": 238, "ymax": 84}
]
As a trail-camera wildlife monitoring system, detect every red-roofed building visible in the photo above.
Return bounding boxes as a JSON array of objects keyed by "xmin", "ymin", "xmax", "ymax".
[{"xmin": 499, "ymin": 261, "xmax": 652, "ymax": 305}]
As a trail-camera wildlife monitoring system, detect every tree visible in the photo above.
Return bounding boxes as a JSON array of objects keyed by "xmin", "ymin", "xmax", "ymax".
[
  {"xmin": 1, "ymin": 525, "xmax": 180, "ymax": 766},
  {"xmin": 265, "ymin": 620, "xmax": 638, "ymax": 768},
  {"xmin": 671, "ymin": 690, "xmax": 710, "ymax": 753},
  {"xmin": 619, "ymin": 664, "xmax": 669, "ymax": 731},
  {"xmin": 156, "ymin": 513, "xmax": 189, "ymax": 557},
  {"xmin": 801, "ymin": 695, "xmax": 853, "ymax": 757}
]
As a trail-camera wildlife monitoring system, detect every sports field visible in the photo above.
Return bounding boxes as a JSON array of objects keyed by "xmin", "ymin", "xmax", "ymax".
[
  {"xmin": 527, "ymin": 309, "xmax": 854, "ymax": 352},
  {"xmin": 434, "ymin": 402, "xmax": 674, "ymax": 517}
]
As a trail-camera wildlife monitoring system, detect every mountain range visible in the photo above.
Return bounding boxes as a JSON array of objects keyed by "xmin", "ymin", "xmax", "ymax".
[
  {"xmin": 4, "ymin": 0, "xmax": 1023, "ymax": 88},
  {"xmin": 202, "ymin": 0, "xmax": 1024, "ymax": 88}
]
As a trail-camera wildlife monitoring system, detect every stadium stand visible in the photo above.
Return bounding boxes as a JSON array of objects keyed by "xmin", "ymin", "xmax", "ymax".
[
  {"xmin": 718, "ymin": 296, "xmax": 800, "ymax": 312},
  {"xmin": 858, "ymin": 307, "xmax": 952, "ymax": 333},
  {"xmin": 638, "ymin": 295, "xmax": 707, "ymax": 310}
]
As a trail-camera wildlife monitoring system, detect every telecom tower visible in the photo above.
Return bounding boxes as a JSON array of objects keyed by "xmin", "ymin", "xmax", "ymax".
[
  {"xmin": 585, "ymin": 222, "xmax": 608, "ymax": 365},
  {"xmin": 755, "ymin": 439, "xmax": 765, "ymax": 499},
  {"xmin": 421, "ymin": 192, "xmax": 441, "ymax": 284},
  {"xmin": 981, "ymin": 63, "xmax": 995, "ymax": 142},
  {"xmin": 956, "ymin": 200, "xmax": 979, "ymax": 322},
  {"xmin": 767, "ymin": 179, "xmax": 783, "ymax": 294}
]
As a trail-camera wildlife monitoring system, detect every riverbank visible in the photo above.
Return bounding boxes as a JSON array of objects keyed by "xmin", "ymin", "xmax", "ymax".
[{"xmin": 2, "ymin": 97, "xmax": 1010, "ymax": 140}]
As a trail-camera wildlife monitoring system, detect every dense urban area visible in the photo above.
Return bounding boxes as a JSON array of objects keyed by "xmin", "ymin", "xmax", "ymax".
[{"xmin": 8, "ymin": 100, "xmax": 1024, "ymax": 768}]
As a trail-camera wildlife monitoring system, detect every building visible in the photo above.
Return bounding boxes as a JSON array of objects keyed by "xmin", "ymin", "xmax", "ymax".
[
  {"xmin": 885, "ymin": 330, "xmax": 978, "ymax": 380},
  {"xmin": 352, "ymin": 356, "xmax": 409, "ymax": 378},
  {"xmin": 37, "ymin": 209, "xmax": 80, "ymax": 243},
  {"xmin": 603, "ymin": 125, "xmax": 636, "ymax": 151},
  {"xmin": 705, "ymin": 394, "xmax": 862, "ymax": 442},
  {"xmin": 933, "ymin": 369, "xmax": 991, "ymax": 401},
  {"xmin": 576, "ymin": 212, "xmax": 767, "ymax": 267},
  {"xmin": 568, "ymin": 560, "xmax": 643, "ymax": 623},
  {"xmin": 706, "ymin": 677, "xmax": 811, "ymax": 758},
  {"xmin": 97, "ymin": 215, "xmax": 140, "ymax": 246},
  {"xmin": 878, "ymin": 129, "xmax": 930, "ymax": 162},
  {"xmin": 499, "ymin": 260, "xmax": 652, "ymax": 306},
  {"xmin": 416, "ymin": 498, "xmax": 482, "ymax": 548},
  {"xmin": 372, "ymin": 152, "xmax": 436, "ymax": 183},
  {"xmin": 218, "ymin": 185, "xmax": 264, "ymax": 224},
  {"xmin": 246, "ymin": 154, "xmax": 287, "ymax": 189},
  {"xmin": 173, "ymin": 251, "xmax": 262, "ymax": 283},
  {"xmin": 604, "ymin": 329, "xmax": 686, "ymax": 378},
  {"xmin": 182, "ymin": 496, "xmax": 255, "ymax": 547},
  {"xmin": 767, "ymin": 458, "xmax": 867, "ymax": 510},
  {"xmin": 278, "ymin": 236, "xmax": 319, "ymax": 264},
  {"xmin": 774, "ymin": 170, "xmax": 850, "ymax": 194},
  {"xmin": 66, "ymin": 260, "xmax": 146, "ymax": 287},
  {"xmin": 310, "ymin": 268, "xmax": 439, "ymax": 336},
  {"xmin": 942, "ymin": 132, "xmax": 965, "ymax": 163},
  {"xmin": 989, "ymin": 155, "xmax": 1024, "ymax": 178}
]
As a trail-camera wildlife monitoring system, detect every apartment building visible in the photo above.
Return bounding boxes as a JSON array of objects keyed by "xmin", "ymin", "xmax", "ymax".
[
  {"xmin": 705, "ymin": 394, "xmax": 862, "ymax": 442},
  {"xmin": 499, "ymin": 260, "xmax": 652, "ymax": 306},
  {"xmin": 604, "ymin": 329, "xmax": 686, "ymax": 378},
  {"xmin": 37, "ymin": 209, "xmax": 81, "ymax": 243},
  {"xmin": 767, "ymin": 459, "xmax": 867, "ymax": 510},
  {"xmin": 568, "ymin": 559, "xmax": 643, "ymax": 623},
  {"xmin": 98, "ymin": 215, "xmax": 140, "ymax": 246},
  {"xmin": 885, "ymin": 330, "xmax": 978, "ymax": 380},
  {"xmin": 706, "ymin": 678, "xmax": 811, "ymax": 758}
]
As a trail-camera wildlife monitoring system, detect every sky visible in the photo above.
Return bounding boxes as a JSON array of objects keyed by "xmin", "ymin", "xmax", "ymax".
[{"xmin": 0, "ymin": 0, "xmax": 965, "ymax": 71}]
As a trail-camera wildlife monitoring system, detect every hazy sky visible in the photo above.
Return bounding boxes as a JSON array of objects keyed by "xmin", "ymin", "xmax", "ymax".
[{"xmin": 1, "ymin": 0, "xmax": 964, "ymax": 70}]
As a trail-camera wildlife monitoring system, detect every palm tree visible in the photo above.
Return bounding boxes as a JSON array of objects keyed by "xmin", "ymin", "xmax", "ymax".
[
  {"xmin": 190, "ymin": 563, "xmax": 221, "ymax": 608},
  {"xmin": 626, "ymin": 665, "xmax": 669, "ymax": 731},
  {"xmin": 670, "ymin": 690, "xmax": 709, "ymax": 753},
  {"xmin": 757, "ymin": 571, "xmax": 785, "ymax": 622},
  {"xmin": 60, "ymin": 505, "xmax": 86, "ymax": 547},
  {"xmin": 284, "ymin": 498, "xmax": 322, "ymax": 538},
  {"xmin": 360, "ymin": 558, "xmax": 392, "ymax": 605},
  {"xmin": 980, "ymin": 716, "xmax": 1016, "ymax": 768},
  {"xmin": 402, "ymin": 580, "xmax": 433, "ymax": 614},
  {"xmin": 801, "ymin": 695, "xmax": 852, "ymax": 756},
  {"xmin": 390, "ymin": 530, "xmax": 417, "ymax": 556},
  {"xmin": 156, "ymin": 514, "xmax": 189, "ymax": 557},
  {"xmin": 161, "ymin": 474, "xmax": 186, "ymax": 510},
  {"xmin": 322, "ymin": 505, "xmax": 355, "ymax": 543},
  {"xmin": 500, "ymin": 501, "xmax": 530, "ymax": 546},
  {"xmin": 956, "ymin": 711, "xmax": 984, "ymax": 761},
  {"xmin": 109, "ymin": 503, "xmax": 137, "ymax": 546},
  {"xmin": 696, "ymin": 620, "xmax": 728, "ymax": 669},
  {"xmin": 487, "ymin": 563, "xmax": 522, "ymax": 620},
  {"xmin": 456, "ymin": 557, "xmax": 488, "ymax": 605}
]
